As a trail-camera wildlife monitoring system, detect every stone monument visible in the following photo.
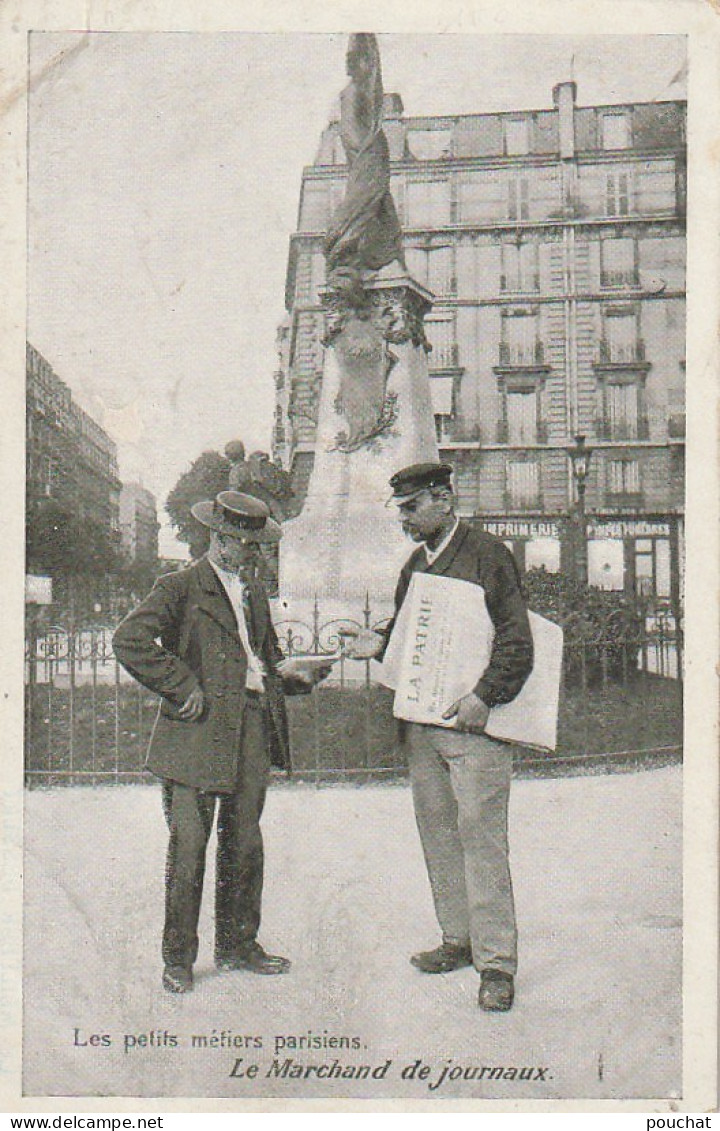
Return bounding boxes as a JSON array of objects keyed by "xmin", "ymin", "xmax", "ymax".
[{"xmin": 279, "ymin": 34, "xmax": 439, "ymax": 623}]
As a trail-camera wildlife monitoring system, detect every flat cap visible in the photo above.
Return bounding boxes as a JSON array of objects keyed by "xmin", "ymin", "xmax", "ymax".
[{"xmin": 388, "ymin": 462, "xmax": 454, "ymax": 504}]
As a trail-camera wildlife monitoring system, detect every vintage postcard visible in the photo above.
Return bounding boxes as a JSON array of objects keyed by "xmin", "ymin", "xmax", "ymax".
[{"xmin": 1, "ymin": 0, "xmax": 718, "ymax": 1115}]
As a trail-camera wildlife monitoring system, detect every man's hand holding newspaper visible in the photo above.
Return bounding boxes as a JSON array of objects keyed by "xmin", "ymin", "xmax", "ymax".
[{"xmin": 442, "ymin": 692, "xmax": 490, "ymax": 734}]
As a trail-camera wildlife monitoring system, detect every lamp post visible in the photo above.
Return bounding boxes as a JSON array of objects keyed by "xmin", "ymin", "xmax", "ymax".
[{"xmin": 568, "ymin": 434, "xmax": 593, "ymax": 585}]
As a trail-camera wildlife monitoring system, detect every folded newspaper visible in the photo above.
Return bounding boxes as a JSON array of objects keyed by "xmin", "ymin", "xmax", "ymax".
[{"xmin": 379, "ymin": 572, "xmax": 563, "ymax": 751}]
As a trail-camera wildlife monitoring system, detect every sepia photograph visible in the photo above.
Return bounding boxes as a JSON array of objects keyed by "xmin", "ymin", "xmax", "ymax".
[{"xmin": 4, "ymin": 5, "xmax": 717, "ymax": 1111}]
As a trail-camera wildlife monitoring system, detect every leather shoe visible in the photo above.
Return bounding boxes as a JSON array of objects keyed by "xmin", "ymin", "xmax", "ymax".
[
  {"xmin": 478, "ymin": 970, "xmax": 514, "ymax": 1011},
  {"xmin": 410, "ymin": 941, "xmax": 473, "ymax": 974},
  {"xmin": 216, "ymin": 941, "xmax": 291, "ymax": 975},
  {"xmin": 162, "ymin": 965, "xmax": 193, "ymax": 994}
]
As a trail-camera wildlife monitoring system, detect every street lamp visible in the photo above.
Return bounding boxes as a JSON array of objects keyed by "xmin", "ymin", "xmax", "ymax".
[{"xmin": 567, "ymin": 434, "xmax": 593, "ymax": 585}]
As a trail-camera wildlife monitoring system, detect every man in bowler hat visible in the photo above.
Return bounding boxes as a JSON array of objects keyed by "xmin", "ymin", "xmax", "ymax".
[
  {"xmin": 343, "ymin": 463, "xmax": 534, "ymax": 1011},
  {"xmin": 113, "ymin": 491, "xmax": 332, "ymax": 993}
]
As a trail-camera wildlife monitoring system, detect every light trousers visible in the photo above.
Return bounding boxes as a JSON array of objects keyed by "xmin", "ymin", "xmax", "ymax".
[{"xmin": 406, "ymin": 722, "xmax": 517, "ymax": 975}]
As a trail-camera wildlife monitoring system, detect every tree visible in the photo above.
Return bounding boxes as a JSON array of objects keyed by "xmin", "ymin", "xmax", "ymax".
[
  {"xmin": 165, "ymin": 450, "xmax": 232, "ymax": 559},
  {"xmin": 26, "ymin": 497, "xmax": 120, "ymax": 578}
]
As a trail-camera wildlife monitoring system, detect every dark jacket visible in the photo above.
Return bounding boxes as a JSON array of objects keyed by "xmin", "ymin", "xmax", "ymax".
[
  {"xmin": 386, "ymin": 521, "xmax": 534, "ymax": 708},
  {"xmin": 112, "ymin": 558, "xmax": 308, "ymax": 792}
]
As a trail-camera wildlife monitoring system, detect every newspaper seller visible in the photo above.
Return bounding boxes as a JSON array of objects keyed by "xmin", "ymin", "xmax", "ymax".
[
  {"xmin": 113, "ymin": 491, "xmax": 333, "ymax": 994},
  {"xmin": 343, "ymin": 462, "xmax": 534, "ymax": 1012}
]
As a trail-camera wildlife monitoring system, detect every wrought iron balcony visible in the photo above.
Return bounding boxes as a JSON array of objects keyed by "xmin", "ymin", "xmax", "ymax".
[
  {"xmin": 600, "ymin": 269, "xmax": 640, "ymax": 289},
  {"xmin": 595, "ymin": 338, "xmax": 647, "ymax": 366},
  {"xmin": 428, "ymin": 342, "xmax": 460, "ymax": 370},
  {"xmin": 497, "ymin": 341, "xmax": 546, "ymax": 368},
  {"xmin": 495, "ymin": 420, "xmax": 548, "ymax": 445},
  {"xmin": 503, "ymin": 488, "xmax": 542, "ymax": 511},
  {"xmin": 499, "ymin": 272, "xmax": 541, "ymax": 293},
  {"xmin": 594, "ymin": 413, "xmax": 650, "ymax": 441},
  {"xmin": 606, "ymin": 490, "xmax": 643, "ymax": 509}
]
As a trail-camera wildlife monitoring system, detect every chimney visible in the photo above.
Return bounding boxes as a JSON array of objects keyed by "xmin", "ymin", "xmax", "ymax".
[{"xmin": 553, "ymin": 81, "xmax": 577, "ymax": 159}]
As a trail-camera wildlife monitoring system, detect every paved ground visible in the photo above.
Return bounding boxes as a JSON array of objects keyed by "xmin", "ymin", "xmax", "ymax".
[{"xmin": 23, "ymin": 768, "xmax": 681, "ymax": 1101}]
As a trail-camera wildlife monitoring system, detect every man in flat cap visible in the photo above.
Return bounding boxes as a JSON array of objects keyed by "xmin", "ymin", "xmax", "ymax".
[
  {"xmin": 113, "ymin": 492, "xmax": 332, "ymax": 993},
  {"xmin": 344, "ymin": 463, "xmax": 533, "ymax": 1011}
]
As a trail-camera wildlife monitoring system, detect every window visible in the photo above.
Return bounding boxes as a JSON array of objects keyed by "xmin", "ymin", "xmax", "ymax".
[
  {"xmin": 296, "ymin": 251, "xmax": 325, "ymax": 302},
  {"xmin": 588, "ymin": 539, "xmax": 625, "ymax": 590},
  {"xmin": 606, "ymin": 172, "xmax": 630, "ymax": 216},
  {"xmin": 501, "ymin": 242, "xmax": 539, "ymax": 292},
  {"xmin": 602, "ymin": 113, "xmax": 631, "ymax": 150},
  {"xmin": 506, "ymin": 390, "xmax": 538, "ymax": 444},
  {"xmin": 299, "ymin": 183, "xmax": 329, "ymax": 231},
  {"xmin": 502, "ymin": 312, "xmax": 540, "ymax": 366},
  {"xmin": 505, "ymin": 118, "xmax": 530, "ymax": 156},
  {"xmin": 507, "ymin": 461, "xmax": 540, "ymax": 507},
  {"xmin": 634, "ymin": 538, "xmax": 654, "ymax": 597},
  {"xmin": 606, "ymin": 382, "xmax": 639, "ymax": 439},
  {"xmin": 604, "ymin": 311, "xmax": 639, "ymax": 363},
  {"xmin": 525, "ymin": 538, "xmax": 561, "ymax": 573},
  {"xmin": 430, "ymin": 375, "xmax": 455, "ymax": 442},
  {"xmin": 607, "ymin": 458, "xmax": 640, "ymax": 497},
  {"xmin": 458, "ymin": 171, "xmax": 503, "ymax": 223},
  {"xmin": 426, "ymin": 314, "xmax": 457, "ymax": 369},
  {"xmin": 508, "ymin": 177, "xmax": 530, "ymax": 221},
  {"xmin": 429, "ymin": 375, "xmax": 454, "ymax": 416},
  {"xmin": 634, "ymin": 538, "xmax": 671, "ymax": 599},
  {"xmin": 601, "ymin": 238, "xmax": 636, "ymax": 287},
  {"xmin": 405, "ymin": 245, "xmax": 453, "ymax": 295},
  {"xmin": 408, "ymin": 128, "xmax": 453, "ymax": 161},
  {"xmin": 406, "ymin": 179, "xmax": 451, "ymax": 228}
]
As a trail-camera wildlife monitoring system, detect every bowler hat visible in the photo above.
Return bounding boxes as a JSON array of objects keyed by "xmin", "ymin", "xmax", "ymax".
[
  {"xmin": 190, "ymin": 491, "xmax": 282, "ymax": 544},
  {"xmin": 388, "ymin": 462, "xmax": 454, "ymax": 505}
]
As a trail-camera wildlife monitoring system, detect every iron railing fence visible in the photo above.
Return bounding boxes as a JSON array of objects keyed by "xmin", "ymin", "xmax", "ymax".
[{"xmin": 24, "ymin": 599, "xmax": 683, "ymax": 787}]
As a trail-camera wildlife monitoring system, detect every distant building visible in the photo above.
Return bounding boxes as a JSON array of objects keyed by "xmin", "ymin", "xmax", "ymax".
[
  {"xmin": 275, "ymin": 83, "xmax": 686, "ymax": 607},
  {"xmin": 26, "ymin": 343, "xmax": 123, "ymax": 614},
  {"xmin": 119, "ymin": 482, "xmax": 160, "ymax": 565},
  {"xmin": 26, "ymin": 343, "xmax": 121, "ymax": 537}
]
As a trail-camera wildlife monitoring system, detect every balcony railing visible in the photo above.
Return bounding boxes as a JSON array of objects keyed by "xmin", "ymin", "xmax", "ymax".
[
  {"xmin": 595, "ymin": 414, "xmax": 650, "ymax": 441},
  {"xmin": 503, "ymin": 488, "xmax": 542, "ymax": 510},
  {"xmin": 428, "ymin": 342, "xmax": 460, "ymax": 370},
  {"xmin": 496, "ymin": 420, "xmax": 549, "ymax": 445},
  {"xmin": 435, "ymin": 420, "xmax": 484, "ymax": 445},
  {"xmin": 596, "ymin": 338, "xmax": 647, "ymax": 366},
  {"xmin": 497, "ymin": 341, "xmax": 546, "ymax": 368},
  {"xmin": 500, "ymin": 273, "xmax": 541, "ymax": 293},
  {"xmin": 600, "ymin": 269, "xmax": 640, "ymax": 289},
  {"xmin": 606, "ymin": 490, "xmax": 643, "ymax": 509}
]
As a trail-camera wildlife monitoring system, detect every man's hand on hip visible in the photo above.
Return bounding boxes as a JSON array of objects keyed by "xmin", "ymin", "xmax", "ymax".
[
  {"xmin": 178, "ymin": 686, "xmax": 205, "ymax": 721},
  {"xmin": 442, "ymin": 692, "xmax": 490, "ymax": 734}
]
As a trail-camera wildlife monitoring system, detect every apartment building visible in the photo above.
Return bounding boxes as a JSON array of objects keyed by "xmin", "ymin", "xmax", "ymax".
[{"xmin": 274, "ymin": 83, "xmax": 686, "ymax": 605}]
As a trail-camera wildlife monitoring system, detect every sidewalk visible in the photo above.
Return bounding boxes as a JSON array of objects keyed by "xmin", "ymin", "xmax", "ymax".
[{"xmin": 23, "ymin": 768, "xmax": 681, "ymax": 1100}]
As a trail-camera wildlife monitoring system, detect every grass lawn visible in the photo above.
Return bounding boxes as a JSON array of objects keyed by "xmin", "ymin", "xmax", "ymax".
[{"xmin": 26, "ymin": 672, "xmax": 682, "ymax": 782}]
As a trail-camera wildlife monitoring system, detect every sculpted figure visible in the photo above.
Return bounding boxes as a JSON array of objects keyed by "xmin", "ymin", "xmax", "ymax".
[
  {"xmin": 225, "ymin": 441, "xmax": 294, "ymax": 521},
  {"xmin": 324, "ymin": 33, "xmax": 405, "ymax": 290}
]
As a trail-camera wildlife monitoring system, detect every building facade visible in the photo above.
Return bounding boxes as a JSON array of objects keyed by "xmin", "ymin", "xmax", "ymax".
[
  {"xmin": 274, "ymin": 83, "xmax": 686, "ymax": 607},
  {"xmin": 119, "ymin": 482, "xmax": 160, "ymax": 565},
  {"xmin": 26, "ymin": 343, "xmax": 122, "ymax": 609}
]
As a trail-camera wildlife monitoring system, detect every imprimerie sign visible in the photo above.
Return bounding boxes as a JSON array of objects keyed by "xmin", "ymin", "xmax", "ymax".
[{"xmin": 480, "ymin": 520, "xmax": 562, "ymax": 539}]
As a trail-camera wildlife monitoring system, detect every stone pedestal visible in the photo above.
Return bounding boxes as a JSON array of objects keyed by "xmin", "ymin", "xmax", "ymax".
[{"xmin": 278, "ymin": 271, "xmax": 438, "ymax": 627}]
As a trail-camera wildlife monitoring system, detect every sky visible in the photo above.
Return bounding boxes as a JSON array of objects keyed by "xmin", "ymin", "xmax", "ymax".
[{"xmin": 27, "ymin": 31, "xmax": 687, "ymax": 555}]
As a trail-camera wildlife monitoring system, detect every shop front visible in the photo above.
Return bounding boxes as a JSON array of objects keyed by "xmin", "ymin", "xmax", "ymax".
[{"xmin": 475, "ymin": 512, "xmax": 683, "ymax": 611}]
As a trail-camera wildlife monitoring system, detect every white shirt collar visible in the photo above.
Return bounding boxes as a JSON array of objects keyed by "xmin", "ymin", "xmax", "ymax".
[
  {"xmin": 207, "ymin": 559, "xmax": 266, "ymax": 690},
  {"xmin": 424, "ymin": 517, "xmax": 460, "ymax": 565},
  {"xmin": 208, "ymin": 557, "xmax": 245, "ymax": 587}
]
